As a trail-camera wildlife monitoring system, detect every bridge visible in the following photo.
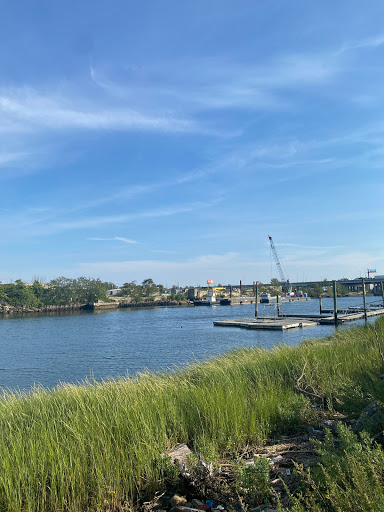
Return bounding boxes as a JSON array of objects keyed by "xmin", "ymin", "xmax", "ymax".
[
  {"xmin": 288, "ymin": 276, "xmax": 384, "ymax": 295},
  {"xmin": 196, "ymin": 277, "xmax": 384, "ymax": 297}
]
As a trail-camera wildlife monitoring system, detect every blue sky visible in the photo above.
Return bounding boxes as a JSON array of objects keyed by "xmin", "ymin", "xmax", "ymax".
[{"xmin": 0, "ymin": 0, "xmax": 383, "ymax": 286}]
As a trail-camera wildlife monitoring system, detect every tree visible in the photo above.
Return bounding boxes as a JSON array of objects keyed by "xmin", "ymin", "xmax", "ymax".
[
  {"xmin": 142, "ymin": 278, "xmax": 156, "ymax": 297},
  {"xmin": 103, "ymin": 281, "xmax": 117, "ymax": 290},
  {"xmin": 73, "ymin": 277, "xmax": 108, "ymax": 303},
  {"xmin": 47, "ymin": 277, "xmax": 76, "ymax": 305},
  {"xmin": 307, "ymin": 282, "xmax": 323, "ymax": 298},
  {"xmin": 269, "ymin": 278, "xmax": 282, "ymax": 297},
  {"xmin": 322, "ymin": 278, "xmax": 332, "ymax": 294},
  {"xmin": 119, "ymin": 281, "xmax": 140, "ymax": 296},
  {"xmin": 0, "ymin": 285, "xmax": 8, "ymax": 303},
  {"xmin": 32, "ymin": 280, "xmax": 46, "ymax": 301},
  {"xmin": 45, "ymin": 277, "xmax": 110, "ymax": 305},
  {"xmin": 0, "ymin": 276, "xmax": 115, "ymax": 307},
  {"xmin": 118, "ymin": 281, "xmax": 144, "ymax": 302},
  {"xmin": 336, "ymin": 283, "xmax": 350, "ymax": 296},
  {"xmin": 4, "ymin": 280, "xmax": 42, "ymax": 307}
]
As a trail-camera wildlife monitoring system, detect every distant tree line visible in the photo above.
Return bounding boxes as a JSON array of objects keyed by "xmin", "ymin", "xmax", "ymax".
[
  {"xmin": 0, "ymin": 277, "xmax": 186, "ymax": 308},
  {"xmin": 117, "ymin": 279, "xmax": 186, "ymax": 302},
  {"xmin": 306, "ymin": 280, "xmax": 351, "ymax": 298},
  {"xmin": 0, "ymin": 278, "xmax": 116, "ymax": 307}
]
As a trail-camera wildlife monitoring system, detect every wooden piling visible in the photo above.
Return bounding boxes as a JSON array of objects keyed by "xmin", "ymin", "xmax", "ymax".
[
  {"xmin": 333, "ymin": 280, "xmax": 338, "ymax": 326},
  {"xmin": 362, "ymin": 278, "xmax": 367, "ymax": 320},
  {"xmin": 320, "ymin": 296, "xmax": 322, "ymax": 314},
  {"xmin": 255, "ymin": 283, "xmax": 258, "ymax": 318},
  {"xmin": 381, "ymin": 281, "xmax": 384, "ymax": 308}
]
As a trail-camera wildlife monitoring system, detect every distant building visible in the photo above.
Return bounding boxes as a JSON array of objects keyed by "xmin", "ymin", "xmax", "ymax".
[
  {"xmin": 171, "ymin": 287, "xmax": 184, "ymax": 295},
  {"xmin": 187, "ymin": 287, "xmax": 200, "ymax": 300},
  {"xmin": 106, "ymin": 289, "xmax": 121, "ymax": 296}
]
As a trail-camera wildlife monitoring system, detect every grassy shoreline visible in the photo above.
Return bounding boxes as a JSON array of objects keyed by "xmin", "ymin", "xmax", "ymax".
[{"xmin": 1, "ymin": 319, "xmax": 384, "ymax": 511}]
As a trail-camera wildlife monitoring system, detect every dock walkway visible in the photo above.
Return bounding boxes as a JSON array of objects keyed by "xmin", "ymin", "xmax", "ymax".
[{"xmin": 213, "ymin": 308, "xmax": 384, "ymax": 330}]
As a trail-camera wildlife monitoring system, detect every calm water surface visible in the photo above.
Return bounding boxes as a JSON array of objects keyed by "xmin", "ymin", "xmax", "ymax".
[{"xmin": 0, "ymin": 296, "xmax": 380, "ymax": 390}]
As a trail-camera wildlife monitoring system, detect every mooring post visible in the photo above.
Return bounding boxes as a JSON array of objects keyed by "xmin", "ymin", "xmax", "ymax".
[
  {"xmin": 362, "ymin": 278, "xmax": 367, "ymax": 320},
  {"xmin": 333, "ymin": 280, "xmax": 338, "ymax": 326},
  {"xmin": 240, "ymin": 280, "xmax": 242, "ymax": 296},
  {"xmin": 230, "ymin": 285, "xmax": 232, "ymax": 298},
  {"xmin": 319, "ymin": 296, "xmax": 322, "ymax": 314},
  {"xmin": 381, "ymin": 281, "xmax": 384, "ymax": 308},
  {"xmin": 255, "ymin": 283, "xmax": 258, "ymax": 318},
  {"xmin": 276, "ymin": 293, "xmax": 280, "ymax": 316}
]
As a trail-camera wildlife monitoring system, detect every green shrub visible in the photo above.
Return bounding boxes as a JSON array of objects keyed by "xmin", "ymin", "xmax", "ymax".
[
  {"xmin": 235, "ymin": 456, "xmax": 270, "ymax": 503},
  {"xmin": 285, "ymin": 423, "xmax": 384, "ymax": 511}
]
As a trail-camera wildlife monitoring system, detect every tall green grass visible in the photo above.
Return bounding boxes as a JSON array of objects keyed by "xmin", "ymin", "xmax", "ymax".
[{"xmin": 0, "ymin": 319, "xmax": 383, "ymax": 511}]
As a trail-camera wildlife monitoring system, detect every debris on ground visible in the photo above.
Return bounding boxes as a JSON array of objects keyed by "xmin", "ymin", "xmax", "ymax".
[{"xmin": 135, "ymin": 407, "xmax": 350, "ymax": 512}]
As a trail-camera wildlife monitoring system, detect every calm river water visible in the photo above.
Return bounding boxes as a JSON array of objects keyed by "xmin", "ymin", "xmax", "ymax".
[{"xmin": 0, "ymin": 296, "xmax": 380, "ymax": 391}]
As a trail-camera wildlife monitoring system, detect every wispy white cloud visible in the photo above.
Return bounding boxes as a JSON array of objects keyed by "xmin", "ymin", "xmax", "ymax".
[
  {"xmin": 66, "ymin": 183, "xmax": 161, "ymax": 214},
  {"xmin": 0, "ymin": 151, "xmax": 30, "ymax": 166},
  {"xmin": 337, "ymin": 33, "xmax": 384, "ymax": 54},
  {"xmin": 73, "ymin": 252, "xmax": 263, "ymax": 285},
  {"xmin": 287, "ymin": 250, "xmax": 384, "ymax": 276},
  {"xmin": 0, "ymin": 41, "xmax": 359, "ymax": 180},
  {"xmin": 197, "ymin": 119, "xmax": 384, "ymax": 187},
  {"xmin": 0, "ymin": 201, "xmax": 219, "ymax": 238},
  {"xmin": 303, "ymin": 207, "xmax": 384, "ymax": 225},
  {"xmin": 89, "ymin": 65, "xmax": 130, "ymax": 99},
  {"xmin": 0, "ymin": 87, "xmax": 202, "ymax": 135},
  {"xmin": 152, "ymin": 249, "xmax": 178, "ymax": 254},
  {"xmin": 90, "ymin": 51, "xmax": 338, "ymax": 113},
  {"xmin": 88, "ymin": 237, "xmax": 138, "ymax": 244},
  {"xmin": 87, "ymin": 31, "xmax": 384, "ymax": 119},
  {"xmin": 49, "ymin": 118, "xmax": 384, "ymax": 210},
  {"xmin": 277, "ymin": 243, "xmax": 345, "ymax": 250}
]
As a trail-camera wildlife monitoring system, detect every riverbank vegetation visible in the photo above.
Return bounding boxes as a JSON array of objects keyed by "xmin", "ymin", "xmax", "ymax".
[
  {"xmin": 0, "ymin": 278, "xmax": 116, "ymax": 307},
  {"xmin": 306, "ymin": 279, "xmax": 351, "ymax": 298},
  {"xmin": 0, "ymin": 278, "xmax": 186, "ymax": 309},
  {"xmin": 117, "ymin": 279, "xmax": 187, "ymax": 303},
  {"xmin": 0, "ymin": 320, "xmax": 384, "ymax": 510}
]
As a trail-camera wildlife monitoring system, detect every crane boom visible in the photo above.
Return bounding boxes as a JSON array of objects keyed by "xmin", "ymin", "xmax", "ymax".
[{"xmin": 268, "ymin": 235, "xmax": 290, "ymax": 291}]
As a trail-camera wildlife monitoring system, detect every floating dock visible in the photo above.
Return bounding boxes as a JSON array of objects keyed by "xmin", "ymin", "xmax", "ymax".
[
  {"xmin": 213, "ymin": 308, "xmax": 384, "ymax": 330},
  {"xmin": 219, "ymin": 296, "xmax": 310, "ymax": 306}
]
